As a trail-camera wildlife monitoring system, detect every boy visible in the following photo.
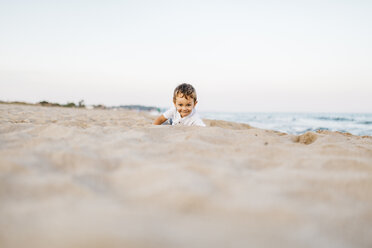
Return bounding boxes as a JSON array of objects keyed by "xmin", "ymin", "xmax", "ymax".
[{"xmin": 153, "ymin": 83, "xmax": 206, "ymax": 127}]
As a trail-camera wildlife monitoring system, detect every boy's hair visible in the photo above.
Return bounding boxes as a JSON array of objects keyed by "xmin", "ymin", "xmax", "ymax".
[{"xmin": 173, "ymin": 83, "xmax": 197, "ymax": 103}]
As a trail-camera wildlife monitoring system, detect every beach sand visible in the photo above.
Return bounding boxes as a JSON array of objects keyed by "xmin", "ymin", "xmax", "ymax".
[{"xmin": 1, "ymin": 104, "xmax": 372, "ymax": 248}]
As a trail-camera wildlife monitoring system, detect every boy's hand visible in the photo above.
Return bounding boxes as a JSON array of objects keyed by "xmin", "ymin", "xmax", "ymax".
[{"xmin": 153, "ymin": 115, "xmax": 167, "ymax": 125}]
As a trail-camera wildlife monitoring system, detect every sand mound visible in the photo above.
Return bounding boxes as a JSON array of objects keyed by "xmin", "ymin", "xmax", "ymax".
[
  {"xmin": 294, "ymin": 131, "xmax": 318, "ymax": 145},
  {"xmin": 204, "ymin": 119, "xmax": 252, "ymax": 130},
  {"xmin": 1, "ymin": 104, "xmax": 372, "ymax": 248}
]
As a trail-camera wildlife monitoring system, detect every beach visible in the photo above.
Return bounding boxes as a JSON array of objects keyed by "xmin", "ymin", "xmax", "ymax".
[{"xmin": 1, "ymin": 104, "xmax": 372, "ymax": 248}]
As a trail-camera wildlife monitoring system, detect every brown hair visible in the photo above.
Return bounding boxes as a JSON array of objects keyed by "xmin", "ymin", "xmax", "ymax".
[{"xmin": 173, "ymin": 83, "xmax": 197, "ymax": 103}]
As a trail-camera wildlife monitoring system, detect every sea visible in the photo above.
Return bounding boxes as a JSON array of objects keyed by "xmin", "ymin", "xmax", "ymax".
[{"xmin": 198, "ymin": 112, "xmax": 372, "ymax": 136}]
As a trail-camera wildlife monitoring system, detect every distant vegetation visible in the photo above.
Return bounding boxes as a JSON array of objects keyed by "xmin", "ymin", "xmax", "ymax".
[
  {"xmin": 0, "ymin": 100, "xmax": 86, "ymax": 108},
  {"xmin": 0, "ymin": 100, "xmax": 31, "ymax": 105},
  {"xmin": 39, "ymin": 100, "xmax": 86, "ymax": 108},
  {"xmin": 0, "ymin": 100, "xmax": 161, "ymax": 112}
]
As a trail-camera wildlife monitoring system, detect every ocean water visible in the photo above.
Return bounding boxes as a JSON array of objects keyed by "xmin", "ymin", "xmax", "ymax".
[{"xmin": 199, "ymin": 112, "xmax": 372, "ymax": 136}]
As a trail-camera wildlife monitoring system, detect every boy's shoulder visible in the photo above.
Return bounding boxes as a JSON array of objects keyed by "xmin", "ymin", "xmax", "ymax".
[{"xmin": 163, "ymin": 107, "xmax": 177, "ymax": 118}]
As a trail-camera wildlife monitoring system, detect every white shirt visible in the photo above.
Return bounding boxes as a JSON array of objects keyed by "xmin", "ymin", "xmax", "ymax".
[{"xmin": 163, "ymin": 107, "xmax": 206, "ymax": 127}]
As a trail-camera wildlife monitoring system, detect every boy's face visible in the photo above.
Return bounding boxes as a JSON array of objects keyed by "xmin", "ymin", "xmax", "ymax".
[{"xmin": 174, "ymin": 94, "xmax": 197, "ymax": 118}]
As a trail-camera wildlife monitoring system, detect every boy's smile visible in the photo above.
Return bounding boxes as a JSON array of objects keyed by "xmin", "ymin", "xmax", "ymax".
[{"xmin": 174, "ymin": 95, "xmax": 197, "ymax": 118}]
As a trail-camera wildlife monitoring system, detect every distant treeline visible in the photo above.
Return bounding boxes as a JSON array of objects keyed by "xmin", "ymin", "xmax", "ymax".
[
  {"xmin": 0, "ymin": 100, "xmax": 32, "ymax": 106},
  {"xmin": 0, "ymin": 100, "xmax": 161, "ymax": 112},
  {"xmin": 0, "ymin": 100, "xmax": 87, "ymax": 108},
  {"xmin": 39, "ymin": 100, "xmax": 86, "ymax": 108}
]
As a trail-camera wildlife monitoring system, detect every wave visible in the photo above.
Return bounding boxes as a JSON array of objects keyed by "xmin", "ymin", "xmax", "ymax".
[
  {"xmin": 358, "ymin": 121, "xmax": 372, "ymax": 125},
  {"xmin": 316, "ymin": 116, "xmax": 354, "ymax": 122},
  {"xmin": 200, "ymin": 112, "xmax": 372, "ymax": 136},
  {"xmin": 301, "ymin": 127, "xmax": 330, "ymax": 133}
]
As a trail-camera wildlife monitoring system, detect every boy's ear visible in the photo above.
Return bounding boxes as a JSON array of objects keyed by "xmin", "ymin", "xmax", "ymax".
[{"xmin": 194, "ymin": 100, "xmax": 198, "ymax": 106}]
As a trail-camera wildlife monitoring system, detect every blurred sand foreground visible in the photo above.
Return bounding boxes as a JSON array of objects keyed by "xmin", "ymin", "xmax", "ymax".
[{"xmin": 1, "ymin": 104, "xmax": 372, "ymax": 248}]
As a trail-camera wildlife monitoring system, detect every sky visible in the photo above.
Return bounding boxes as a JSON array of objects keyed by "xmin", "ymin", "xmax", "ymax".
[{"xmin": 1, "ymin": 0, "xmax": 371, "ymax": 112}]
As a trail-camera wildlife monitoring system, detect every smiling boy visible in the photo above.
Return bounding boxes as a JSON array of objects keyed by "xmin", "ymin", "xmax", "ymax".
[{"xmin": 153, "ymin": 83, "xmax": 206, "ymax": 127}]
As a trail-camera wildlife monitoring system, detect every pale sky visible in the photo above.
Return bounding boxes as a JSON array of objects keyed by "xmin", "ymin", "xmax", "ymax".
[{"xmin": 1, "ymin": 0, "xmax": 371, "ymax": 112}]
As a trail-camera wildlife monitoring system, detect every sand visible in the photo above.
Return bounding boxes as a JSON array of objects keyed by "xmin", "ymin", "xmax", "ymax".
[{"xmin": 1, "ymin": 104, "xmax": 372, "ymax": 248}]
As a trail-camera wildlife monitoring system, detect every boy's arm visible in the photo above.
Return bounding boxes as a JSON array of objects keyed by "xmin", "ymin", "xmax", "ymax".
[{"xmin": 153, "ymin": 114, "xmax": 168, "ymax": 125}]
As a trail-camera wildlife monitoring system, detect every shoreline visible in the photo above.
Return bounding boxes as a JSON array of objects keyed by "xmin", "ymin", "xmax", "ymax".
[{"xmin": 2, "ymin": 102, "xmax": 371, "ymax": 138}]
